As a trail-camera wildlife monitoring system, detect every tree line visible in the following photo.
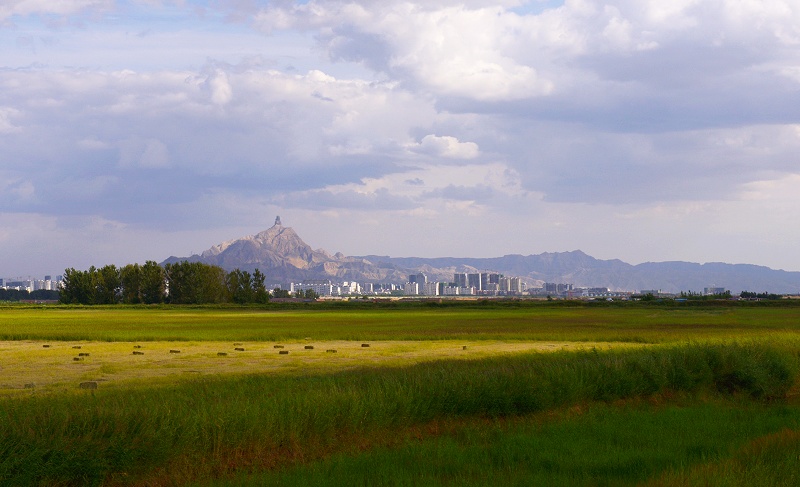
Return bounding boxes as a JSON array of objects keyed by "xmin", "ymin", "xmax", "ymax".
[
  {"xmin": 0, "ymin": 289, "xmax": 60, "ymax": 302},
  {"xmin": 59, "ymin": 261, "xmax": 275, "ymax": 305}
]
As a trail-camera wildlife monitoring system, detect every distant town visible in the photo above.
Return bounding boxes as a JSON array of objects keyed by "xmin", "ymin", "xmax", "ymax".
[
  {"xmin": 0, "ymin": 276, "xmax": 62, "ymax": 292},
  {"xmin": 3, "ymin": 272, "xmax": 790, "ymax": 302},
  {"xmin": 281, "ymin": 274, "xmax": 740, "ymax": 300}
]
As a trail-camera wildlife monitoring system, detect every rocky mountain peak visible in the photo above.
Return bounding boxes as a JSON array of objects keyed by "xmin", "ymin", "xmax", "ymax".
[{"xmin": 163, "ymin": 219, "xmax": 800, "ymax": 292}]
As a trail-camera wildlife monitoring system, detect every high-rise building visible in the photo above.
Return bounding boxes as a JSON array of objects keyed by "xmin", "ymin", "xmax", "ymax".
[
  {"xmin": 453, "ymin": 273, "xmax": 468, "ymax": 287},
  {"xmin": 480, "ymin": 273, "xmax": 489, "ymax": 291},
  {"xmin": 409, "ymin": 273, "xmax": 427, "ymax": 285},
  {"xmin": 467, "ymin": 273, "xmax": 481, "ymax": 291}
]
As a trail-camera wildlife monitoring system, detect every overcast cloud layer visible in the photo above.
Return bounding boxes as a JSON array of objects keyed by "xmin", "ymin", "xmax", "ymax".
[{"xmin": 2, "ymin": 0, "xmax": 800, "ymax": 277}]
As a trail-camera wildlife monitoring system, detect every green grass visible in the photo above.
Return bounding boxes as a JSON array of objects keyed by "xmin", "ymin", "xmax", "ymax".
[
  {"xmin": 2, "ymin": 305, "xmax": 800, "ymax": 342},
  {"xmin": 219, "ymin": 402, "xmax": 800, "ymax": 487},
  {"xmin": 646, "ymin": 427, "xmax": 800, "ymax": 486},
  {"xmin": 3, "ymin": 304, "xmax": 800, "ymax": 485},
  {"xmin": 0, "ymin": 342, "xmax": 794, "ymax": 486}
]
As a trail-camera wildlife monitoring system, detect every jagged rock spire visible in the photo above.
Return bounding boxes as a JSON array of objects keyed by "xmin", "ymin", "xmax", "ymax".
[{"xmin": 274, "ymin": 215, "xmax": 282, "ymax": 227}]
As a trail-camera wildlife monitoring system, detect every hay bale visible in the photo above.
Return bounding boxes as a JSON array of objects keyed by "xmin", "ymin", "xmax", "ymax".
[
  {"xmin": 233, "ymin": 342, "xmax": 243, "ymax": 346},
  {"xmin": 463, "ymin": 346, "xmax": 468, "ymax": 350},
  {"xmin": 273, "ymin": 345, "xmax": 284, "ymax": 349},
  {"xmin": 73, "ymin": 357, "xmax": 83, "ymax": 361},
  {"xmin": 169, "ymin": 349, "xmax": 181, "ymax": 354},
  {"xmin": 133, "ymin": 345, "xmax": 142, "ymax": 349},
  {"xmin": 42, "ymin": 344, "xmax": 50, "ymax": 348},
  {"xmin": 278, "ymin": 350, "xmax": 289, "ymax": 355},
  {"xmin": 326, "ymin": 349, "xmax": 337, "ymax": 353},
  {"xmin": 361, "ymin": 343, "xmax": 370, "ymax": 348},
  {"xmin": 217, "ymin": 352, "xmax": 228, "ymax": 357},
  {"xmin": 79, "ymin": 381, "xmax": 98, "ymax": 390},
  {"xmin": 78, "ymin": 352, "xmax": 90, "ymax": 357},
  {"xmin": 304, "ymin": 345, "xmax": 314, "ymax": 350},
  {"xmin": 132, "ymin": 351, "xmax": 144, "ymax": 355},
  {"xmin": 72, "ymin": 346, "xmax": 82, "ymax": 349},
  {"xmin": 234, "ymin": 347, "xmax": 245, "ymax": 351}
]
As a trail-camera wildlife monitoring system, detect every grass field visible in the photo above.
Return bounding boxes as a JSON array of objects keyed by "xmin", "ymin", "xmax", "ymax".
[
  {"xmin": 2, "ymin": 304, "xmax": 800, "ymax": 342},
  {"xmin": 1, "ymin": 302, "xmax": 799, "ymax": 485},
  {"xmin": 0, "ymin": 339, "xmax": 616, "ymax": 394}
]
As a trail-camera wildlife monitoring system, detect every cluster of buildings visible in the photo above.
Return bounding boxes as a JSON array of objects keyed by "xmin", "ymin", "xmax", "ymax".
[
  {"xmin": 284, "ymin": 275, "xmax": 733, "ymax": 300},
  {"xmin": 0, "ymin": 276, "xmax": 63, "ymax": 292},
  {"xmin": 3, "ymin": 272, "xmax": 735, "ymax": 301},
  {"xmin": 405, "ymin": 272, "xmax": 525, "ymax": 296},
  {"xmin": 284, "ymin": 273, "xmax": 601, "ymax": 298},
  {"xmin": 283, "ymin": 272, "xmax": 530, "ymax": 298}
]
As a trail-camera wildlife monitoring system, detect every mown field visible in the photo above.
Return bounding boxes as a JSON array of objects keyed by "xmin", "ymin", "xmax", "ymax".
[{"xmin": 1, "ymin": 302, "xmax": 800, "ymax": 486}]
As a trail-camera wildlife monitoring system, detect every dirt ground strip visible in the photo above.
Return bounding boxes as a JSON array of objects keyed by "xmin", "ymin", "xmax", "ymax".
[{"xmin": 0, "ymin": 340, "xmax": 631, "ymax": 394}]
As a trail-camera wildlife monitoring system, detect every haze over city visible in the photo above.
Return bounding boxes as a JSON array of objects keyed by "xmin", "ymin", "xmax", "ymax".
[{"xmin": 3, "ymin": 0, "xmax": 800, "ymax": 277}]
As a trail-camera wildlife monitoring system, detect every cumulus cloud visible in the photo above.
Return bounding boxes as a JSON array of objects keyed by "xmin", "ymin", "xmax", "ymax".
[
  {"xmin": 254, "ymin": 2, "xmax": 555, "ymax": 100},
  {"xmin": 206, "ymin": 69, "xmax": 233, "ymax": 105},
  {"xmin": 411, "ymin": 134, "xmax": 480, "ymax": 159},
  {"xmin": 277, "ymin": 161, "xmax": 529, "ymax": 215},
  {"xmin": 4, "ymin": 0, "xmax": 800, "ymax": 273}
]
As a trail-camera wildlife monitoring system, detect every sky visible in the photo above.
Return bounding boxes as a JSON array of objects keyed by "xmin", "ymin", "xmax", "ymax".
[{"xmin": 2, "ymin": 0, "xmax": 800, "ymax": 278}]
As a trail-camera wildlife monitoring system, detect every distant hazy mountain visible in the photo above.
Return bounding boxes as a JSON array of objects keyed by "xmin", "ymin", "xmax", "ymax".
[
  {"xmin": 359, "ymin": 253, "xmax": 800, "ymax": 294},
  {"xmin": 162, "ymin": 218, "xmax": 800, "ymax": 293}
]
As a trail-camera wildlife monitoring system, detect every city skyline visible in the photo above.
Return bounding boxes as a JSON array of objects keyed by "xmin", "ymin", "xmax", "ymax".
[{"xmin": 3, "ymin": 1, "xmax": 800, "ymax": 277}]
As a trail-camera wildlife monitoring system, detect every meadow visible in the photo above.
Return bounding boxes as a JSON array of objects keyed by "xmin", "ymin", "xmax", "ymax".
[{"xmin": 1, "ymin": 301, "xmax": 799, "ymax": 486}]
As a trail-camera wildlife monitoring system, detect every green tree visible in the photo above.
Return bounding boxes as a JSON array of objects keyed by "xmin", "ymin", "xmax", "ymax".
[
  {"xmin": 165, "ymin": 261, "xmax": 227, "ymax": 304},
  {"xmin": 140, "ymin": 261, "xmax": 165, "ymax": 304},
  {"xmin": 226, "ymin": 269, "xmax": 254, "ymax": 304},
  {"xmin": 252, "ymin": 268, "xmax": 269, "ymax": 304},
  {"xmin": 60, "ymin": 267, "xmax": 95, "ymax": 304},
  {"xmin": 120, "ymin": 264, "xmax": 142, "ymax": 304},
  {"xmin": 272, "ymin": 287, "xmax": 291, "ymax": 299},
  {"xmin": 94, "ymin": 264, "xmax": 121, "ymax": 304}
]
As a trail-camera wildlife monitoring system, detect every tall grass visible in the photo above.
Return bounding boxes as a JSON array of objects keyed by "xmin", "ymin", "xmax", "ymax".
[
  {"xmin": 226, "ymin": 403, "xmax": 800, "ymax": 487},
  {"xmin": 0, "ymin": 342, "xmax": 795, "ymax": 485},
  {"xmin": 645, "ymin": 427, "xmax": 800, "ymax": 486}
]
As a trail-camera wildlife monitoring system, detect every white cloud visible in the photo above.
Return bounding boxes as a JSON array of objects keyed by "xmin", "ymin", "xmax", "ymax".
[
  {"xmin": 0, "ymin": 107, "xmax": 21, "ymax": 134},
  {"xmin": 412, "ymin": 134, "xmax": 480, "ymax": 159},
  {"xmin": 3, "ymin": 0, "xmax": 800, "ymax": 273},
  {"xmin": 278, "ymin": 161, "xmax": 531, "ymax": 214},
  {"xmin": 207, "ymin": 69, "xmax": 233, "ymax": 105},
  {"xmin": 0, "ymin": 0, "xmax": 111, "ymax": 21}
]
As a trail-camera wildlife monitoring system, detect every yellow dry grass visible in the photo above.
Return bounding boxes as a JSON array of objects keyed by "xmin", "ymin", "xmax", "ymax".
[{"xmin": 0, "ymin": 340, "xmax": 640, "ymax": 394}]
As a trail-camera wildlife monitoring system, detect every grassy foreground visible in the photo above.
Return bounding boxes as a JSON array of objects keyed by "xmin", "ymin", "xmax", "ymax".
[
  {"xmin": 224, "ymin": 401, "xmax": 800, "ymax": 487},
  {"xmin": 0, "ymin": 342, "xmax": 795, "ymax": 486},
  {"xmin": 1, "ymin": 304, "xmax": 800, "ymax": 342}
]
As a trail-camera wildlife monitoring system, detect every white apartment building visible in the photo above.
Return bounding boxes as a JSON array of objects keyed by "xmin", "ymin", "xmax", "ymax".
[{"xmin": 421, "ymin": 282, "xmax": 440, "ymax": 296}]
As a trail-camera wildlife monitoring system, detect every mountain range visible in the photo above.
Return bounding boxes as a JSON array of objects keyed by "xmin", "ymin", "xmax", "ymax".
[{"xmin": 162, "ymin": 218, "xmax": 800, "ymax": 294}]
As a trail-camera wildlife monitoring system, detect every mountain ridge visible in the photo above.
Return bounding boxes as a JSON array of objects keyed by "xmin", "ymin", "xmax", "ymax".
[{"xmin": 161, "ymin": 219, "xmax": 800, "ymax": 294}]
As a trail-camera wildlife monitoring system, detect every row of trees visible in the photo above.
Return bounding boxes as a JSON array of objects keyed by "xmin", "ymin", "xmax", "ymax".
[
  {"xmin": 0, "ymin": 289, "xmax": 60, "ymax": 302},
  {"xmin": 59, "ymin": 261, "xmax": 274, "ymax": 305},
  {"xmin": 740, "ymin": 291, "xmax": 783, "ymax": 300}
]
